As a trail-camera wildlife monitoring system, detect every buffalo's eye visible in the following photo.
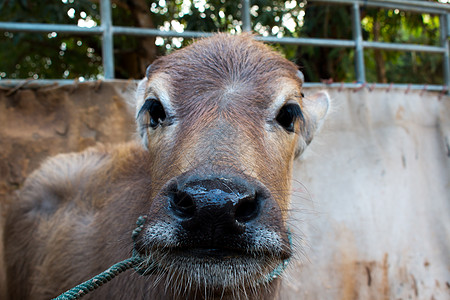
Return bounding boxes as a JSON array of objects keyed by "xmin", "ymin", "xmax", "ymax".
[
  {"xmin": 276, "ymin": 103, "xmax": 303, "ymax": 133},
  {"xmin": 141, "ymin": 98, "xmax": 166, "ymax": 129}
]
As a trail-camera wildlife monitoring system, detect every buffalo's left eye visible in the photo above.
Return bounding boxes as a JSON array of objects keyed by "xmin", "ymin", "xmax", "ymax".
[
  {"xmin": 140, "ymin": 98, "xmax": 166, "ymax": 129},
  {"xmin": 276, "ymin": 103, "xmax": 303, "ymax": 133}
]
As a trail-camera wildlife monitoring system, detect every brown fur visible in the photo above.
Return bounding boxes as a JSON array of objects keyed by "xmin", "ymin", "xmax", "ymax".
[{"xmin": 3, "ymin": 34, "xmax": 328, "ymax": 299}]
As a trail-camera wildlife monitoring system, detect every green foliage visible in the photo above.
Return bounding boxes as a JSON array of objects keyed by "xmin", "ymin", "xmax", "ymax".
[
  {"xmin": 295, "ymin": 4, "xmax": 355, "ymax": 82},
  {"xmin": 0, "ymin": 0, "xmax": 446, "ymax": 84},
  {"xmin": 0, "ymin": 0, "xmax": 102, "ymax": 79},
  {"xmin": 361, "ymin": 8, "xmax": 443, "ymax": 84}
]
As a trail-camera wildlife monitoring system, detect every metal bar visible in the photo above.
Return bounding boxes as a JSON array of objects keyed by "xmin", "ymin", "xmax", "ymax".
[
  {"xmin": 113, "ymin": 27, "xmax": 213, "ymax": 38},
  {"xmin": 362, "ymin": 41, "xmax": 445, "ymax": 53},
  {"xmin": 448, "ymin": 13, "xmax": 450, "ymax": 38},
  {"xmin": 257, "ymin": 36, "xmax": 355, "ymax": 47},
  {"xmin": 101, "ymin": 0, "xmax": 114, "ymax": 79},
  {"xmin": 371, "ymin": 0, "xmax": 450, "ymax": 10},
  {"xmin": 0, "ymin": 21, "xmax": 445, "ymax": 54},
  {"xmin": 0, "ymin": 79, "xmax": 447, "ymax": 92},
  {"xmin": 0, "ymin": 22, "xmax": 102, "ymax": 34},
  {"xmin": 441, "ymin": 14, "xmax": 450, "ymax": 89},
  {"xmin": 0, "ymin": 79, "xmax": 101, "ymax": 88},
  {"xmin": 352, "ymin": 2, "xmax": 365, "ymax": 83},
  {"xmin": 241, "ymin": 0, "xmax": 251, "ymax": 32},
  {"xmin": 309, "ymin": 0, "xmax": 450, "ymax": 14},
  {"xmin": 0, "ymin": 0, "xmax": 448, "ymax": 87},
  {"xmin": 260, "ymin": 36, "xmax": 446, "ymax": 53},
  {"xmin": 0, "ymin": 22, "xmax": 444, "ymax": 55},
  {"xmin": 303, "ymin": 82, "xmax": 447, "ymax": 92}
]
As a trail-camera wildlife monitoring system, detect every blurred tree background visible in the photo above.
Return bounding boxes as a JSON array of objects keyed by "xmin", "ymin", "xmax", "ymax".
[{"xmin": 0, "ymin": 0, "xmax": 447, "ymax": 84}]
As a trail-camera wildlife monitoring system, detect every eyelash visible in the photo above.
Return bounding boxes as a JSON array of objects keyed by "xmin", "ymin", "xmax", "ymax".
[
  {"xmin": 140, "ymin": 98, "xmax": 167, "ymax": 129},
  {"xmin": 275, "ymin": 103, "xmax": 304, "ymax": 133},
  {"xmin": 138, "ymin": 98, "xmax": 304, "ymax": 133}
]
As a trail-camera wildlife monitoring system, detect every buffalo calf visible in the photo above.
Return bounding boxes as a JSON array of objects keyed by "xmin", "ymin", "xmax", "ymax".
[{"xmin": 4, "ymin": 34, "xmax": 329, "ymax": 299}]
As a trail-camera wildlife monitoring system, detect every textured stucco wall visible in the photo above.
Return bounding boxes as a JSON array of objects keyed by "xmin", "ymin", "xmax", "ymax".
[
  {"xmin": 0, "ymin": 82, "xmax": 448, "ymax": 299},
  {"xmin": 0, "ymin": 81, "xmax": 136, "ymax": 203},
  {"xmin": 282, "ymin": 88, "xmax": 450, "ymax": 300},
  {"xmin": 0, "ymin": 81, "xmax": 137, "ymax": 298}
]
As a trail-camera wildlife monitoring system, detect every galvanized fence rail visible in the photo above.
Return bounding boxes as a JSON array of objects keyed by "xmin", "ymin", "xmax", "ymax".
[{"xmin": 0, "ymin": 0, "xmax": 449, "ymax": 92}]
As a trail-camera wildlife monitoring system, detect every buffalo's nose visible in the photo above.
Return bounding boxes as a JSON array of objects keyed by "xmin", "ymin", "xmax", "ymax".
[{"xmin": 167, "ymin": 176, "xmax": 262, "ymax": 234}]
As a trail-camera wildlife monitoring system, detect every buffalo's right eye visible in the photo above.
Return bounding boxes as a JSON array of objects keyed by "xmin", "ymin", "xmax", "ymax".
[{"xmin": 275, "ymin": 103, "xmax": 303, "ymax": 133}]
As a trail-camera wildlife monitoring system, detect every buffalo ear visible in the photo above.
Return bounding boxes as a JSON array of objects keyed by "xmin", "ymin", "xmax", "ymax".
[
  {"xmin": 296, "ymin": 91, "xmax": 330, "ymax": 157},
  {"xmin": 146, "ymin": 64, "xmax": 153, "ymax": 78},
  {"xmin": 303, "ymin": 91, "xmax": 330, "ymax": 135},
  {"xmin": 297, "ymin": 70, "xmax": 305, "ymax": 84},
  {"xmin": 135, "ymin": 76, "xmax": 150, "ymax": 149}
]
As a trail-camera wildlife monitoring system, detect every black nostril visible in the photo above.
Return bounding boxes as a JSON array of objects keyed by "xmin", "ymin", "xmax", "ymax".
[
  {"xmin": 170, "ymin": 191, "xmax": 196, "ymax": 218},
  {"xmin": 235, "ymin": 194, "xmax": 260, "ymax": 223}
]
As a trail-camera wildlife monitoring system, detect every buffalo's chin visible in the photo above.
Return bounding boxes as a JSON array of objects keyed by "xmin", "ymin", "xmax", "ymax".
[
  {"xmin": 175, "ymin": 247, "xmax": 249, "ymax": 259},
  {"xmin": 138, "ymin": 249, "xmax": 283, "ymax": 291}
]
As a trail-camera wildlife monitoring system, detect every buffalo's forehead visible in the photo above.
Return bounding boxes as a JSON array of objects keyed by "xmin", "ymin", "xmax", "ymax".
[{"xmin": 148, "ymin": 34, "xmax": 301, "ymax": 120}]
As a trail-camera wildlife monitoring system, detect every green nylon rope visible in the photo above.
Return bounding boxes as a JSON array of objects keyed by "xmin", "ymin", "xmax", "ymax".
[
  {"xmin": 52, "ymin": 215, "xmax": 291, "ymax": 300},
  {"xmin": 53, "ymin": 256, "xmax": 143, "ymax": 300},
  {"xmin": 52, "ymin": 216, "xmax": 148, "ymax": 300}
]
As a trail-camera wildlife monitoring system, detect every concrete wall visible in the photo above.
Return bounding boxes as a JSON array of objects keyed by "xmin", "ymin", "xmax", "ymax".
[
  {"xmin": 0, "ymin": 81, "xmax": 136, "ymax": 298},
  {"xmin": 0, "ymin": 82, "xmax": 448, "ymax": 299},
  {"xmin": 0, "ymin": 81, "xmax": 136, "ymax": 202},
  {"xmin": 283, "ymin": 88, "xmax": 450, "ymax": 299}
]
